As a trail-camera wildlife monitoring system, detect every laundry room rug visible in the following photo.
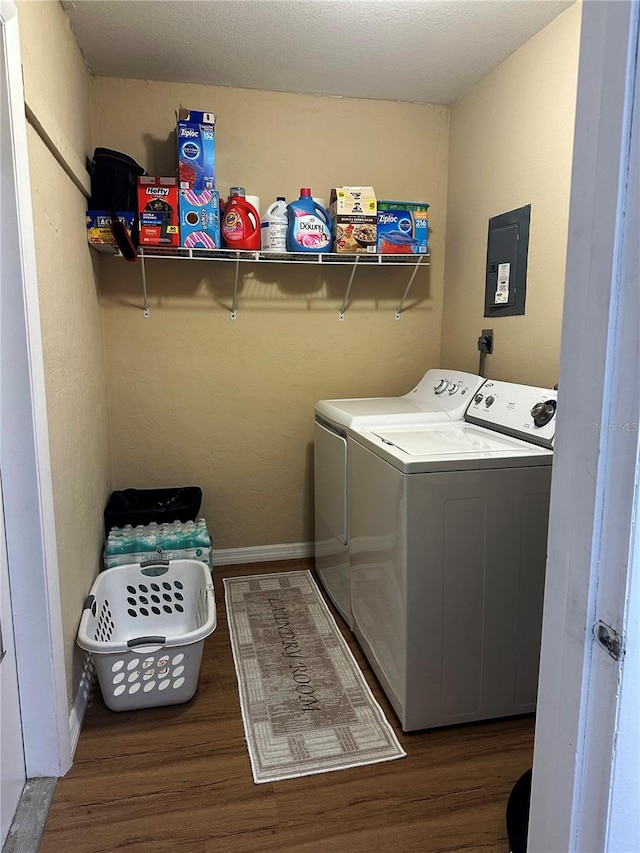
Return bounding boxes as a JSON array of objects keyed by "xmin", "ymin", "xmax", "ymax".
[{"xmin": 223, "ymin": 570, "xmax": 406, "ymax": 784}]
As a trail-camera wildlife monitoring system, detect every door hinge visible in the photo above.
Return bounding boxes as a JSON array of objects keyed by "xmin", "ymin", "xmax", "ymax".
[{"xmin": 593, "ymin": 620, "xmax": 624, "ymax": 661}]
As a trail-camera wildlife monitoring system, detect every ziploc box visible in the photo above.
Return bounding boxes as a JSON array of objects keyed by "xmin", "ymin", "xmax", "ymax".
[
  {"xmin": 137, "ymin": 177, "xmax": 180, "ymax": 247},
  {"xmin": 329, "ymin": 187, "xmax": 377, "ymax": 253},
  {"xmin": 376, "ymin": 201, "xmax": 429, "ymax": 254},
  {"xmin": 177, "ymin": 106, "xmax": 216, "ymax": 193},
  {"xmin": 86, "ymin": 211, "xmax": 135, "ymax": 253},
  {"xmin": 179, "ymin": 189, "xmax": 221, "ymax": 249}
]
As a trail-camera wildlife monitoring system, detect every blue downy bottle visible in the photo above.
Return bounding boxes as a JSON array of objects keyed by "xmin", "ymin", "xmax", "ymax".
[{"xmin": 286, "ymin": 188, "xmax": 332, "ymax": 253}]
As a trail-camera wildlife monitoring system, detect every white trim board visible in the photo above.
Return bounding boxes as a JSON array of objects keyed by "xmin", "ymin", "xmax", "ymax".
[
  {"xmin": 1, "ymin": 3, "xmax": 71, "ymax": 778},
  {"xmin": 212, "ymin": 542, "xmax": 313, "ymax": 567},
  {"xmin": 68, "ymin": 654, "xmax": 95, "ymax": 757},
  {"xmin": 529, "ymin": 1, "xmax": 640, "ymax": 850}
]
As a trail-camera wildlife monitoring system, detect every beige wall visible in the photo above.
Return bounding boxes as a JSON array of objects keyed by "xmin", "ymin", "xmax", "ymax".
[
  {"xmin": 92, "ymin": 79, "xmax": 449, "ymax": 548},
  {"xmin": 17, "ymin": 0, "xmax": 112, "ymax": 711},
  {"xmin": 441, "ymin": 2, "xmax": 581, "ymax": 387}
]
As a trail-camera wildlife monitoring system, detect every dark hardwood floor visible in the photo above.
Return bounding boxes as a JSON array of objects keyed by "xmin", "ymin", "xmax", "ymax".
[{"xmin": 39, "ymin": 559, "xmax": 533, "ymax": 852}]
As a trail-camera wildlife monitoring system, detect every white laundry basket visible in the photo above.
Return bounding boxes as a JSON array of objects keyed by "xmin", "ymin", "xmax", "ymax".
[{"xmin": 77, "ymin": 559, "xmax": 216, "ymax": 711}]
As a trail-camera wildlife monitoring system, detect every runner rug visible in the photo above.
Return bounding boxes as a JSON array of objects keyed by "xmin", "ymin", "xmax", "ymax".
[{"xmin": 224, "ymin": 570, "xmax": 406, "ymax": 783}]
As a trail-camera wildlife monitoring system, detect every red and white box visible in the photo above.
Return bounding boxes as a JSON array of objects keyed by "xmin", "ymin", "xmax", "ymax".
[{"xmin": 137, "ymin": 177, "xmax": 180, "ymax": 247}]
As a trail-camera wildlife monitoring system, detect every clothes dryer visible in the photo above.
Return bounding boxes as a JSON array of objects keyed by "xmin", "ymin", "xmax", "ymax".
[
  {"xmin": 348, "ymin": 380, "xmax": 557, "ymax": 731},
  {"xmin": 314, "ymin": 370, "xmax": 484, "ymax": 627}
]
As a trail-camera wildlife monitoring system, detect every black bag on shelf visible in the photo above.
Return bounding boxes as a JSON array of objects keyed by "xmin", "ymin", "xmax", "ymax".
[
  {"xmin": 89, "ymin": 148, "xmax": 145, "ymax": 261},
  {"xmin": 104, "ymin": 487, "xmax": 203, "ymax": 534}
]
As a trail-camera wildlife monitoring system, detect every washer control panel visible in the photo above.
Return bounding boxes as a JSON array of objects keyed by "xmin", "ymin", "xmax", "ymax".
[
  {"xmin": 466, "ymin": 380, "xmax": 557, "ymax": 447},
  {"xmin": 408, "ymin": 369, "xmax": 485, "ymax": 410}
]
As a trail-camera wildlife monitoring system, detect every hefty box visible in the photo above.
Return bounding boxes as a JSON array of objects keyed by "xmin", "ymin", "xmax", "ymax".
[
  {"xmin": 137, "ymin": 177, "xmax": 180, "ymax": 247},
  {"xmin": 177, "ymin": 106, "xmax": 216, "ymax": 193},
  {"xmin": 329, "ymin": 187, "xmax": 377, "ymax": 253},
  {"xmin": 86, "ymin": 211, "xmax": 135, "ymax": 253},
  {"xmin": 179, "ymin": 189, "xmax": 222, "ymax": 249},
  {"xmin": 376, "ymin": 201, "xmax": 429, "ymax": 254}
]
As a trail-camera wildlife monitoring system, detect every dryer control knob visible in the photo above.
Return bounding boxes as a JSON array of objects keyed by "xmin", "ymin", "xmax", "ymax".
[
  {"xmin": 485, "ymin": 395, "xmax": 495, "ymax": 407},
  {"xmin": 474, "ymin": 393, "xmax": 484, "ymax": 404},
  {"xmin": 531, "ymin": 400, "xmax": 556, "ymax": 427},
  {"xmin": 434, "ymin": 379, "xmax": 448, "ymax": 395}
]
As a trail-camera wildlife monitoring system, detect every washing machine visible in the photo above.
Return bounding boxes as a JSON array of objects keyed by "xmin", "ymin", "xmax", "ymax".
[
  {"xmin": 314, "ymin": 369, "xmax": 484, "ymax": 627},
  {"xmin": 348, "ymin": 380, "xmax": 557, "ymax": 732}
]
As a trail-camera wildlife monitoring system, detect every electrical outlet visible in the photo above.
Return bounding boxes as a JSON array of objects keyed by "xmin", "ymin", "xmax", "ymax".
[{"xmin": 481, "ymin": 328, "xmax": 494, "ymax": 354}]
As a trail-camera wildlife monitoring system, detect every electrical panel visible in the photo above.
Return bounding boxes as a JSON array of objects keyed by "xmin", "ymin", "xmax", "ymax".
[{"xmin": 484, "ymin": 205, "xmax": 531, "ymax": 317}]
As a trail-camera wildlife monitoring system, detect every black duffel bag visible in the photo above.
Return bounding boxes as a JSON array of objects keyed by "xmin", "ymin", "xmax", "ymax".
[{"xmin": 89, "ymin": 148, "xmax": 145, "ymax": 261}]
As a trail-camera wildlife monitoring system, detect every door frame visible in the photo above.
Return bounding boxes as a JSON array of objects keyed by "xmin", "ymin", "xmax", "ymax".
[
  {"xmin": 0, "ymin": 477, "xmax": 25, "ymax": 844},
  {"xmin": 0, "ymin": 0, "xmax": 71, "ymax": 778},
  {"xmin": 528, "ymin": 1, "xmax": 640, "ymax": 849}
]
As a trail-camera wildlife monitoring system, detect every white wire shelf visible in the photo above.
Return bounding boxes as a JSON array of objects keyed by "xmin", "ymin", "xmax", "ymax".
[
  {"xmin": 135, "ymin": 246, "xmax": 429, "ymax": 265},
  {"xmin": 98, "ymin": 245, "xmax": 429, "ymax": 319}
]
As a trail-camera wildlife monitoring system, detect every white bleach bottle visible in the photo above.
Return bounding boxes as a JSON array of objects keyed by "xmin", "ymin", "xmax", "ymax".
[{"xmin": 261, "ymin": 196, "xmax": 288, "ymax": 252}]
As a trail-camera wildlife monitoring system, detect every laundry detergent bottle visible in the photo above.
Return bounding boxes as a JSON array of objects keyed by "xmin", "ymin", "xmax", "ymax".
[
  {"xmin": 286, "ymin": 188, "xmax": 332, "ymax": 253},
  {"xmin": 261, "ymin": 197, "xmax": 288, "ymax": 252},
  {"xmin": 221, "ymin": 187, "xmax": 260, "ymax": 250}
]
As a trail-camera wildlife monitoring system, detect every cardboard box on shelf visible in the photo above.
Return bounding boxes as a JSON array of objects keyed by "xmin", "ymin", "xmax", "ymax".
[
  {"xmin": 329, "ymin": 187, "xmax": 377, "ymax": 253},
  {"xmin": 137, "ymin": 177, "xmax": 180, "ymax": 247},
  {"xmin": 86, "ymin": 211, "xmax": 135, "ymax": 253},
  {"xmin": 376, "ymin": 201, "xmax": 429, "ymax": 254},
  {"xmin": 179, "ymin": 189, "xmax": 222, "ymax": 249},
  {"xmin": 177, "ymin": 106, "xmax": 216, "ymax": 193}
]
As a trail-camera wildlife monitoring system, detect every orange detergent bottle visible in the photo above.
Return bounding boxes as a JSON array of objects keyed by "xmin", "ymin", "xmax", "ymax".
[{"xmin": 221, "ymin": 187, "xmax": 260, "ymax": 250}]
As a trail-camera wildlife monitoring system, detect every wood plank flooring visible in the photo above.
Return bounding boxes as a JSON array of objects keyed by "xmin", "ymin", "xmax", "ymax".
[{"xmin": 39, "ymin": 560, "xmax": 534, "ymax": 853}]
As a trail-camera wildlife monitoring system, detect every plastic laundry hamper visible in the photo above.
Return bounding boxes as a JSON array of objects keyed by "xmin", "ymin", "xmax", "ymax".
[{"xmin": 77, "ymin": 559, "xmax": 216, "ymax": 711}]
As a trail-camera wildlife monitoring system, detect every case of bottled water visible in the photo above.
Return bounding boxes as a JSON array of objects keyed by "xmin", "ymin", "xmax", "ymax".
[{"xmin": 103, "ymin": 518, "xmax": 213, "ymax": 573}]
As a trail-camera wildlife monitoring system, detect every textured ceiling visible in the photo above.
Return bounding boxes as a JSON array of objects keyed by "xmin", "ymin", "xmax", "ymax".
[{"xmin": 62, "ymin": 0, "xmax": 573, "ymax": 105}]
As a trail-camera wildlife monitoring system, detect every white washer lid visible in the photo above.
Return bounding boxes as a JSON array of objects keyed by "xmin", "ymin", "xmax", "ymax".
[
  {"xmin": 315, "ymin": 396, "xmax": 450, "ymax": 428},
  {"xmin": 352, "ymin": 422, "xmax": 553, "ymax": 473},
  {"xmin": 315, "ymin": 369, "xmax": 484, "ymax": 429}
]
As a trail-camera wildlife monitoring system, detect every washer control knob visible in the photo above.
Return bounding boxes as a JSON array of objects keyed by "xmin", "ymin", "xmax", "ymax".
[
  {"xmin": 447, "ymin": 382, "xmax": 459, "ymax": 394},
  {"xmin": 531, "ymin": 400, "xmax": 556, "ymax": 427},
  {"xmin": 485, "ymin": 395, "xmax": 495, "ymax": 407},
  {"xmin": 474, "ymin": 393, "xmax": 484, "ymax": 404},
  {"xmin": 434, "ymin": 379, "xmax": 448, "ymax": 395}
]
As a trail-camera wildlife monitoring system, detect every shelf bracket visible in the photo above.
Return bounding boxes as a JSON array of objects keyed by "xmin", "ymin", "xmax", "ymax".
[
  {"xmin": 230, "ymin": 253, "xmax": 240, "ymax": 320},
  {"xmin": 141, "ymin": 254, "xmax": 150, "ymax": 318},
  {"xmin": 395, "ymin": 256, "xmax": 424, "ymax": 319},
  {"xmin": 339, "ymin": 255, "xmax": 360, "ymax": 321}
]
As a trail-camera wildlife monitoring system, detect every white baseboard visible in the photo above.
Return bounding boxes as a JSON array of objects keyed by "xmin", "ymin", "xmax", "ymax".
[
  {"xmin": 69, "ymin": 653, "xmax": 95, "ymax": 757},
  {"xmin": 212, "ymin": 542, "xmax": 314, "ymax": 566}
]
